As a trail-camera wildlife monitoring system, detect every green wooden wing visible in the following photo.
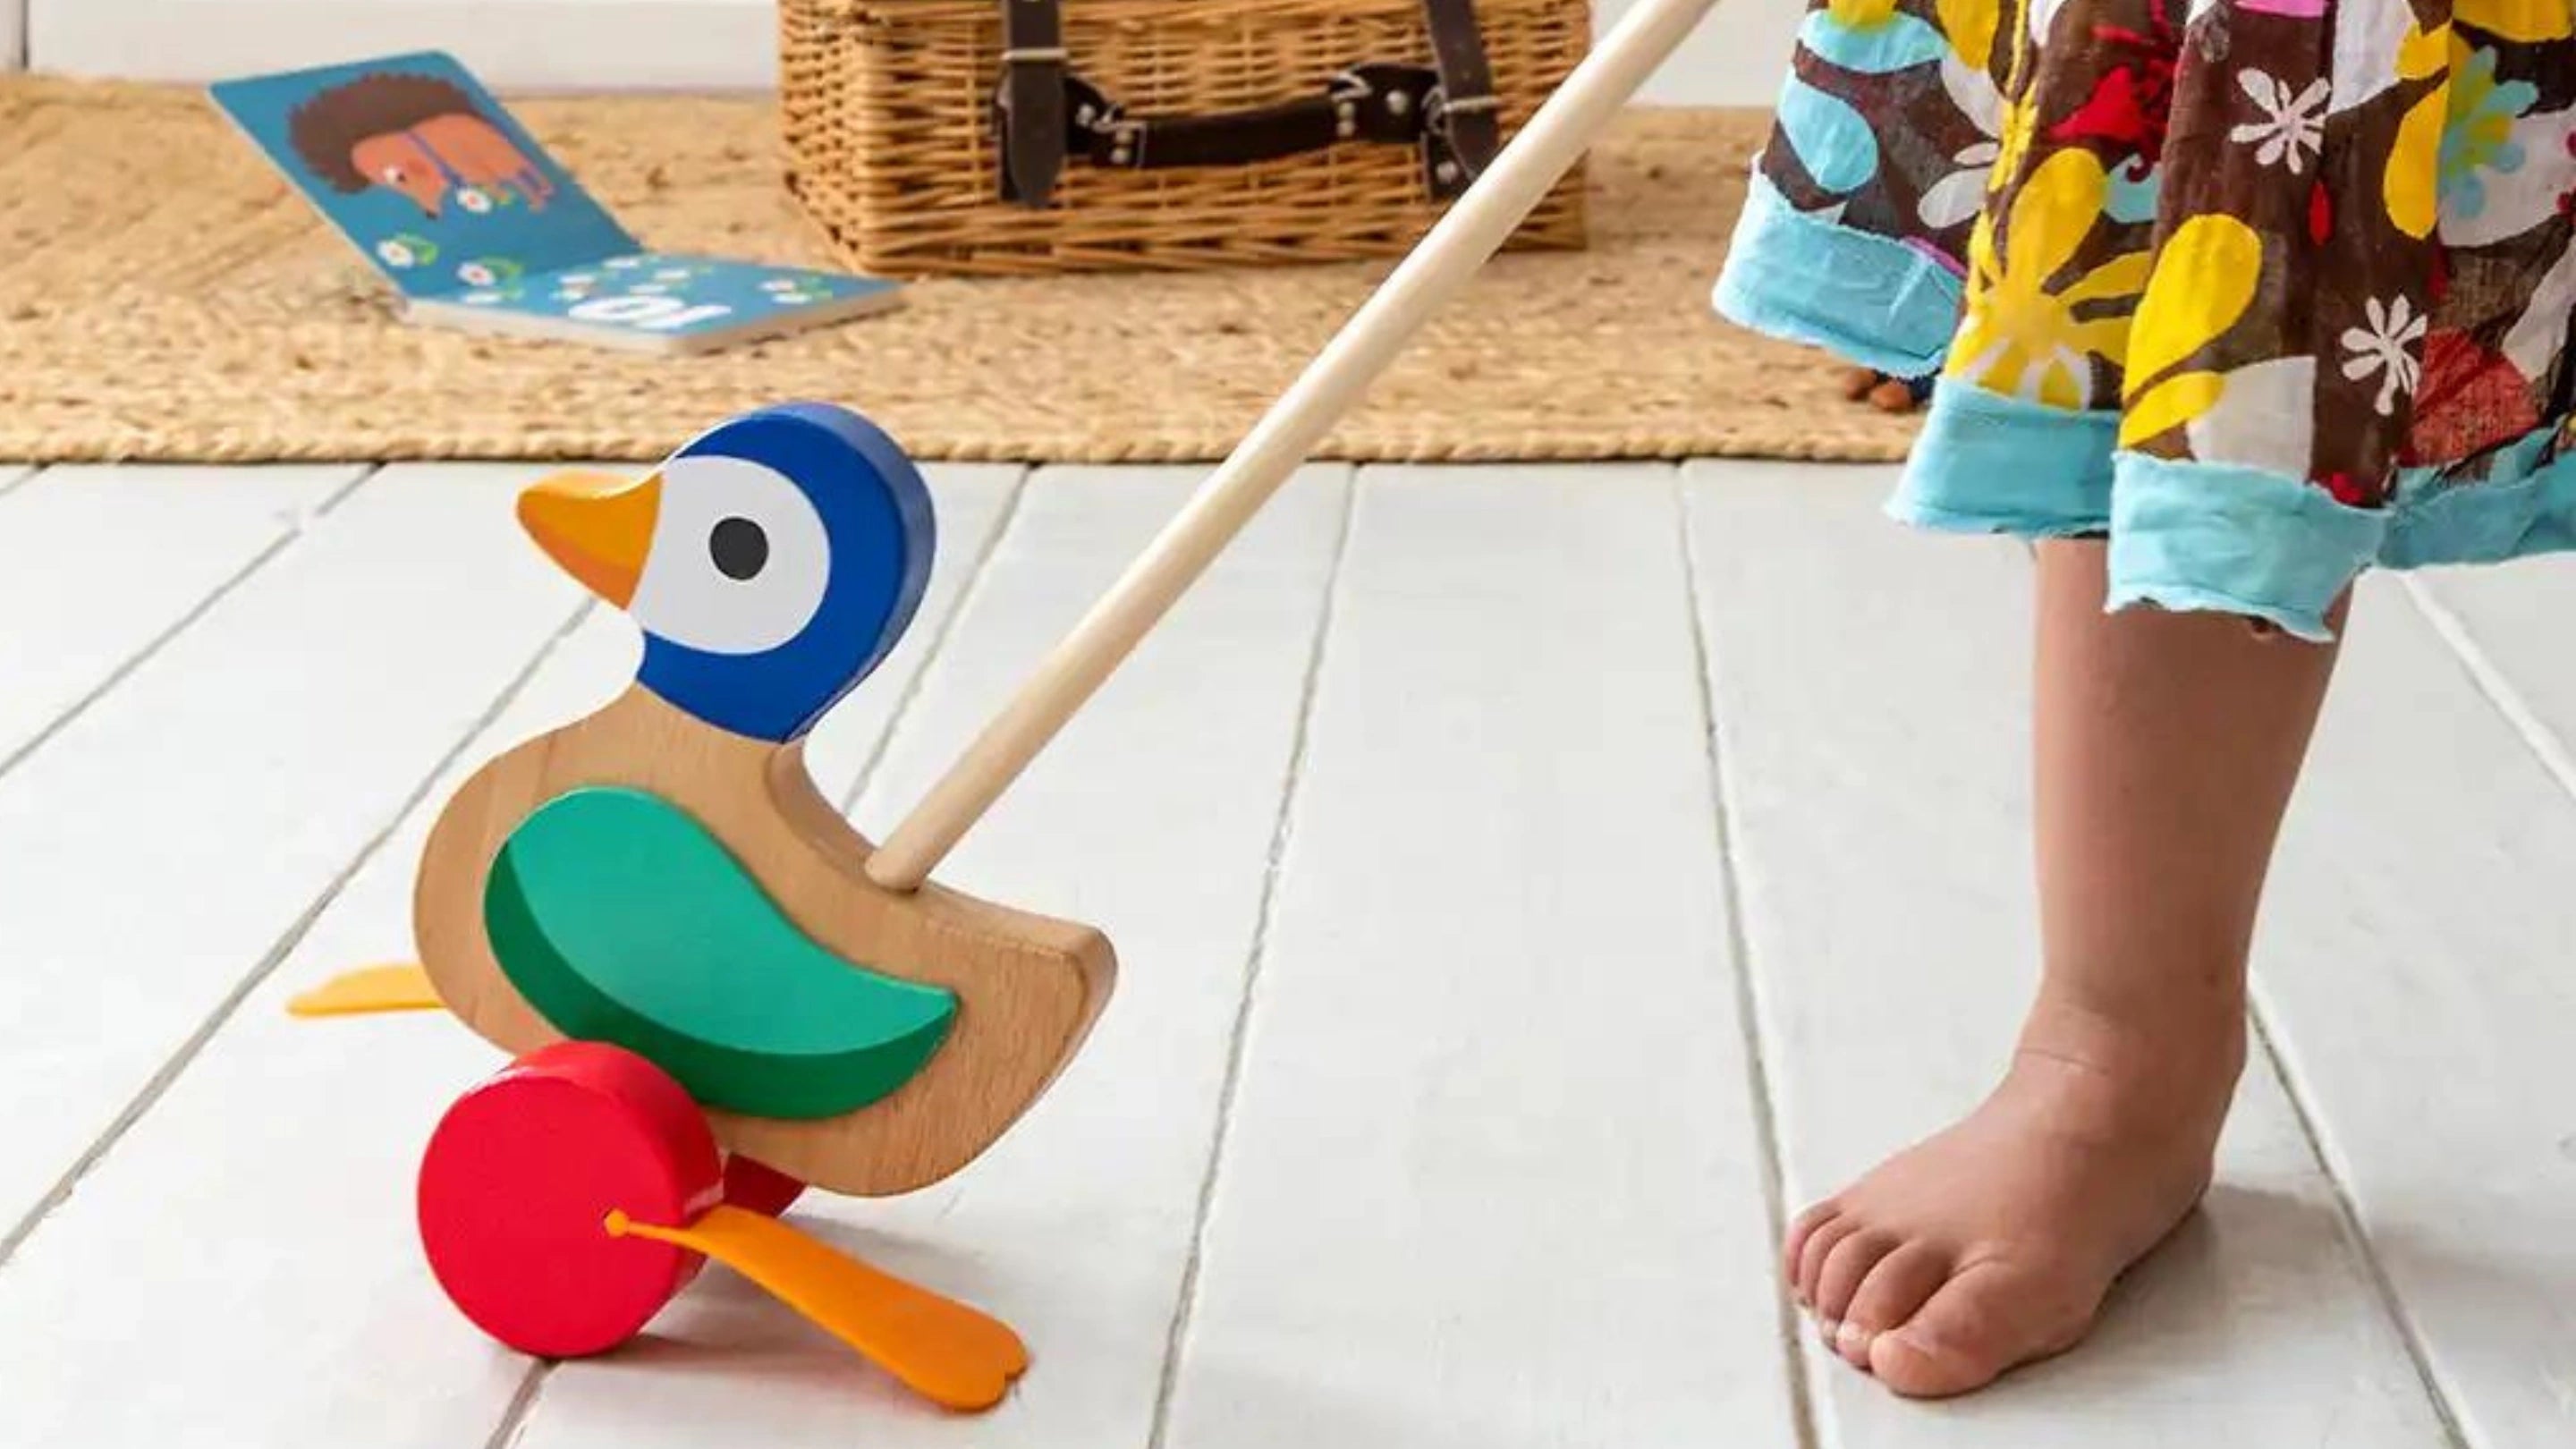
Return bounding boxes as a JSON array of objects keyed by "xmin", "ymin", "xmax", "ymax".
[{"xmin": 484, "ymin": 786, "xmax": 956, "ymax": 1120}]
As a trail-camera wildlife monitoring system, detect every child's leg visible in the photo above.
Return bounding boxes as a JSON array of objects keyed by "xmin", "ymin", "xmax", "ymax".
[{"xmin": 1787, "ymin": 538, "xmax": 2347, "ymax": 1397}]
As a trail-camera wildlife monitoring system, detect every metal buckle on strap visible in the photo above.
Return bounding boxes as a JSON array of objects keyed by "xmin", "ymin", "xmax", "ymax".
[
  {"xmin": 1418, "ymin": 87, "xmax": 1494, "ymax": 193},
  {"xmin": 1328, "ymin": 70, "xmax": 1377, "ymax": 140},
  {"xmin": 1074, "ymin": 96, "xmax": 1144, "ymax": 167}
]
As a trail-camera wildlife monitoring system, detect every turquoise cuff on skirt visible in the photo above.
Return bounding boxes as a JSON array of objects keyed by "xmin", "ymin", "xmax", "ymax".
[
  {"xmin": 1708, "ymin": 185, "xmax": 2576, "ymax": 639},
  {"xmin": 1711, "ymin": 172, "xmax": 1960, "ymax": 381},
  {"xmin": 1893, "ymin": 383, "xmax": 2576, "ymax": 641}
]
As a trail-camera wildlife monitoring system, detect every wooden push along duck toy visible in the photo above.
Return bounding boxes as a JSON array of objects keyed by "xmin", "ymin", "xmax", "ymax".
[
  {"xmin": 290, "ymin": 0, "xmax": 1723, "ymax": 1415},
  {"xmin": 301, "ymin": 402, "xmax": 1111, "ymax": 1409}
]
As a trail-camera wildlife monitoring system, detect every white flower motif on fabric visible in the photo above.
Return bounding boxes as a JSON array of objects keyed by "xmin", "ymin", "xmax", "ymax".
[
  {"xmin": 1919, "ymin": 55, "xmax": 2006, "ymax": 229},
  {"xmin": 2184, "ymin": 356, "xmax": 2318, "ymax": 477},
  {"xmin": 2329, "ymin": 0, "xmax": 2414, "ymax": 114},
  {"xmin": 2341, "ymin": 295, "xmax": 2428, "ymax": 416},
  {"xmin": 2230, "ymin": 71, "xmax": 2328, "ymax": 172}
]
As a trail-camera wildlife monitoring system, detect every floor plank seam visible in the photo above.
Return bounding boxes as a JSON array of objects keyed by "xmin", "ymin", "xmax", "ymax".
[
  {"xmin": 1677, "ymin": 478, "xmax": 1821, "ymax": 1449},
  {"xmin": 1144, "ymin": 468, "xmax": 1359, "ymax": 1449},
  {"xmin": 837, "ymin": 465, "xmax": 1033, "ymax": 818},
  {"xmin": 2244, "ymin": 998, "xmax": 2474, "ymax": 1448},
  {"xmin": 0, "ymin": 595, "xmax": 596, "ymax": 1272},
  {"xmin": 0, "ymin": 466, "xmax": 374, "ymax": 789},
  {"xmin": 478, "ymin": 1357, "xmax": 551, "ymax": 1449},
  {"xmin": 2396, "ymin": 576, "xmax": 2576, "ymax": 807}
]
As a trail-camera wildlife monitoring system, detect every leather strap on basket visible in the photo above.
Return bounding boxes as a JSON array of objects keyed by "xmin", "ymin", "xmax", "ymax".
[
  {"xmin": 996, "ymin": 0, "xmax": 1069, "ymax": 208},
  {"xmin": 993, "ymin": 0, "xmax": 1503, "ymax": 208},
  {"xmin": 1418, "ymin": 0, "xmax": 1501, "ymax": 193}
]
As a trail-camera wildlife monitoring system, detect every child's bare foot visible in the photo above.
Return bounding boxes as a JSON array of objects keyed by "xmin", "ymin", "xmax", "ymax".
[
  {"xmin": 1865, "ymin": 377, "xmax": 1924, "ymax": 413},
  {"xmin": 1789, "ymin": 545, "xmax": 2345, "ymax": 1398},
  {"xmin": 1785, "ymin": 996, "xmax": 2243, "ymax": 1397},
  {"xmin": 1833, "ymin": 366, "xmax": 1930, "ymax": 413}
]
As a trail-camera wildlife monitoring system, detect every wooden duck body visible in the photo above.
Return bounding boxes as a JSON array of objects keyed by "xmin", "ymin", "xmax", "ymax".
[{"xmin": 416, "ymin": 683, "xmax": 1116, "ymax": 1198}]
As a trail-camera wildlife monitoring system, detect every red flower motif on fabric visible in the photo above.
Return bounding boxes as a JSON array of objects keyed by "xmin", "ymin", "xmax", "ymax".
[
  {"xmin": 2047, "ymin": 12, "xmax": 2182, "ymax": 180},
  {"xmin": 2403, "ymin": 329, "xmax": 2542, "ymax": 464}
]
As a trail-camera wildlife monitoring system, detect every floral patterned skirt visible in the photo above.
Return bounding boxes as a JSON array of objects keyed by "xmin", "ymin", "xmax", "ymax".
[{"xmin": 1715, "ymin": 0, "xmax": 2576, "ymax": 638}]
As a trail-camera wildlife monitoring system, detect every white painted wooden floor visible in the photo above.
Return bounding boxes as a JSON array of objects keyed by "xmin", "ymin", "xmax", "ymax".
[{"xmin": 0, "ymin": 457, "xmax": 2569, "ymax": 1448}]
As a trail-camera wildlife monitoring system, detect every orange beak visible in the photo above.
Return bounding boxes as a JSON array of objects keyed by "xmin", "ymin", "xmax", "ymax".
[{"xmin": 518, "ymin": 470, "xmax": 662, "ymax": 608}]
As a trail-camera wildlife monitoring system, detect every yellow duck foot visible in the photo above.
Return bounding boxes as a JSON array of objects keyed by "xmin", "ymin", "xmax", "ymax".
[
  {"xmin": 609, "ymin": 1205, "xmax": 1030, "ymax": 1412},
  {"xmin": 287, "ymin": 963, "xmax": 445, "ymax": 1018}
]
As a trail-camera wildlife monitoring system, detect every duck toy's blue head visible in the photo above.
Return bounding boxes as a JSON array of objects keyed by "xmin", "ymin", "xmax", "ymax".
[{"xmin": 515, "ymin": 402, "xmax": 936, "ymax": 743}]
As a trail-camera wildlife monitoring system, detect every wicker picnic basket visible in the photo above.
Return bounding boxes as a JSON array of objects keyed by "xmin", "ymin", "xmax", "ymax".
[{"xmin": 777, "ymin": 0, "xmax": 1592, "ymax": 276}]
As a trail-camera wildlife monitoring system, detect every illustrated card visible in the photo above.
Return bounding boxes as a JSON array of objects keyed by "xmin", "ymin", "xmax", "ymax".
[{"xmin": 213, "ymin": 50, "xmax": 636, "ymax": 301}]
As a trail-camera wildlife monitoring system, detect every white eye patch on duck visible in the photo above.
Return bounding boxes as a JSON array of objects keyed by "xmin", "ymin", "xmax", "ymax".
[{"xmin": 631, "ymin": 454, "xmax": 833, "ymax": 657}]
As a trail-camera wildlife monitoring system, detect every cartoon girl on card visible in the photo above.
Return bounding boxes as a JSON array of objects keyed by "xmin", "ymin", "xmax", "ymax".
[{"xmin": 288, "ymin": 72, "xmax": 555, "ymax": 219}]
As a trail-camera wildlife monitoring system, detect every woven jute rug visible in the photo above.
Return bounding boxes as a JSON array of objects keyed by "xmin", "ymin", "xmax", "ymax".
[{"xmin": 0, "ymin": 76, "xmax": 1918, "ymax": 465}]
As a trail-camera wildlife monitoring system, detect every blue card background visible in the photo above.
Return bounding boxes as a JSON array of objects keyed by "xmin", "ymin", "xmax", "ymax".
[
  {"xmin": 210, "ymin": 50, "xmax": 635, "ymax": 300},
  {"xmin": 440, "ymin": 252, "xmax": 903, "ymax": 340}
]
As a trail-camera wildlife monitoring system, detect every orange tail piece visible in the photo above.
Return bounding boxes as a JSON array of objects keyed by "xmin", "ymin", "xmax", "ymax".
[
  {"xmin": 608, "ymin": 1205, "xmax": 1028, "ymax": 1411},
  {"xmin": 288, "ymin": 964, "xmax": 444, "ymax": 1017}
]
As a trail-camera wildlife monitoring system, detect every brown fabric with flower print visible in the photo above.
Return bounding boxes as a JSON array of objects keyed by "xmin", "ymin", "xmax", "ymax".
[{"xmin": 1749, "ymin": 0, "xmax": 2576, "ymax": 513}]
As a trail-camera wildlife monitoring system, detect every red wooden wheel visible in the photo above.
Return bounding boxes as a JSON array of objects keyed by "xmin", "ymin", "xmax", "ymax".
[
  {"xmin": 721, "ymin": 1154, "xmax": 808, "ymax": 1217},
  {"xmin": 417, "ymin": 1041, "xmax": 724, "ymax": 1359}
]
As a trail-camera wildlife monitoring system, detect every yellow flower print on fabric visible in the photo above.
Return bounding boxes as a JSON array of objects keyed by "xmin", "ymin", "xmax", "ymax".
[
  {"xmin": 1947, "ymin": 148, "xmax": 2151, "ymax": 408},
  {"xmin": 2454, "ymin": 0, "xmax": 2571, "ymax": 43},
  {"xmin": 1803, "ymin": 0, "xmax": 1951, "ymax": 80},
  {"xmin": 1991, "ymin": 92, "xmax": 2041, "ymax": 193},
  {"xmin": 2386, "ymin": 23, "xmax": 2453, "ymax": 238},
  {"xmin": 2399, "ymin": 17, "xmax": 2452, "ymax": 76},
  {"xmin": 1934, "ymin": 0, "xmax": 1999, "ymax": 72},
  {"xmin": 2118, "ymin": 215, "xmax": 2265, "ymax": 446}
]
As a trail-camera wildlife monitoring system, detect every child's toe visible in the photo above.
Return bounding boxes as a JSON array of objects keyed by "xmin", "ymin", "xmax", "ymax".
[
  {"xmin": 1835, "ymin": 1241, "xmax": 1951, "ymax": 1368},
  {"xmin": 1795, "ymin": 1216, "xmax": 1861, "ymax": 1307},
  {"xmin": 1868, "ymin": 377, "xmax": 1922, "ymax": 413},
  {"xmin": 1813, "ymin": 1229, "xmax": 1899, "ymax": 1325},
  {"xmin": 1783, "ymin": 1199, "xmax": 1842, "ymax": 1297},
  {"xmin": 1867, "ymin": 1258, "xmax": 2092, "ymax": 1397}
]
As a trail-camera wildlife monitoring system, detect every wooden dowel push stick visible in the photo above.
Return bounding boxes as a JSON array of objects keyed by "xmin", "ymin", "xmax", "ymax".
[{"xmin": 866, "ymin": 0, "xmax": 1726, "ymax": 892}]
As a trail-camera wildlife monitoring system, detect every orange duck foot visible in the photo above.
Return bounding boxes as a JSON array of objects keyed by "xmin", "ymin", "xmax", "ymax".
[{"xmin": 612, "ymin": 1207, "xmax": 1031, "ymax": 1411}]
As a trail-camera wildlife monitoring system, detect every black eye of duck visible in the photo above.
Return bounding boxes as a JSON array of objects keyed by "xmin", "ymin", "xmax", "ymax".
[{"xmin": 709, "ymin": 516, "xmax": 768, "ymax": 580}]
